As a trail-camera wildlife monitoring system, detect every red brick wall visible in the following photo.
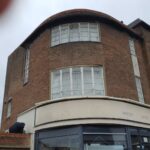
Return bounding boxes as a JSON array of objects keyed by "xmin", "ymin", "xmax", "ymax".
[
  {"xmin": 0, "ymin": 133, "xmax": 30, "ymax": 149},
  {"xmin": 1, "ymin": 21, "xmax": 150, "ymax": 130},
  {"xmin": 2, "ymin": 30, "xmax": 50, "ymax": 130},
  {"xmin": 102, "ymin": 24, "xmax": 138, "ymax": 99}
]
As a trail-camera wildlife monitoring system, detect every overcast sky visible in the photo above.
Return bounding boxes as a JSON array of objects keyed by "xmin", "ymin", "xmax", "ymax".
[{"xmin": 0, "ymin": 0, "xmax": 150, "ymax": 123}]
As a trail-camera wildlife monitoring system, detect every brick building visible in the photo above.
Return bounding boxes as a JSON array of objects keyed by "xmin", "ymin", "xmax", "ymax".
[{"xmin": 1, "ymin": 9, "xmax": 150, "ymax": 150}]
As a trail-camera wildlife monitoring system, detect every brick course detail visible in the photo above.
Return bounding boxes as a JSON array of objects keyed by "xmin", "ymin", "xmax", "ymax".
[{"xmin": 0, "ymin": 132, "xmax": 30, "ymax": 149}]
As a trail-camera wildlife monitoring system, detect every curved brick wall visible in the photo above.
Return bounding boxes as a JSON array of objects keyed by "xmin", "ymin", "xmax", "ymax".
[{"xmin": 1, "ymin": 9, "xmax": 150, "ymax": 130}]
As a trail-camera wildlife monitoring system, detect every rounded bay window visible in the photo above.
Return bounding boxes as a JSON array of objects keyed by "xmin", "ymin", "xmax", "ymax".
[
  {"xmin": 51, "ymin": 22, "xmax": 100, "ymax": 46},
  {"xmin": 51, "ymin": 66, "xmax": 105, "ymax": 100}
]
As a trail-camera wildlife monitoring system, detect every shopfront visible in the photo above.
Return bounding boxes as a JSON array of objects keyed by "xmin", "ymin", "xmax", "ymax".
[{"xmin": 35, "ymin": 125, "xmax": 150, "ymax": 150}]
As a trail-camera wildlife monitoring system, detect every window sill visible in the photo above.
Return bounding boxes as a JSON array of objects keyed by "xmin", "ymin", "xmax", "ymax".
[
  {"xmin": 51, "ymin": 40, "xmax": 101, "ymax": 48},
  {"xmin": 6, "ymin": 115, "xmax": 11, "ymax": 120}
]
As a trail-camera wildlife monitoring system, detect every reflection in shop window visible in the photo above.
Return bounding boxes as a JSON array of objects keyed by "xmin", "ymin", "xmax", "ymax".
[
  {"xmin": 131, "ymin": 135, "xmax": 141, "ymax": 150},
  {"xmin": 39, "ymin": 135, "xmax": 80, "ymax": 150},
  {"xmin": 36, "ymin": 126, "xmax": 150, "ymax": 150},
  {"xmin": 84, "ymin": 144, "xmax": 124, "ymax": 150},
  {"xmin": 84, "ymin": 134, "xmax": 127, "ymax": 150},
  {"xmin": 142, "ymin": 136, "xmax": 150, "ymax": 150}
]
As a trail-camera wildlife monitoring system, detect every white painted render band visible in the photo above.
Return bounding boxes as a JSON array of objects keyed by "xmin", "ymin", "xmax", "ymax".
[{"xmin": 17, "ymin": 96, "xmax": 150, "ymax": 133}]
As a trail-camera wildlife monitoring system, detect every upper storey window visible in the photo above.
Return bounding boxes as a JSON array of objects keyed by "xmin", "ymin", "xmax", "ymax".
[
  {"xmin": 7, "ymin": 101, "xmax": 12, "ymax": 118},
  {"xmin": 69, "ymin": 23, "xmax": 79, "ymax": 42},
  {"xmin": 7, "ymin": 98, "xmax": 12, "ymax": 118},
  {"xmin": 129, "ymin": 38, "xmax": 144, "ymax": 103},
  {"xmin": 51, "ymin": 66, "xmax": 105, "ymax": 100},
  {"xmin": 23, "ymin": 49, "xmax": 30, "ymax": 84},
  {"xmin": 51, "ymin": 23, "xmax": 100, "ymax": 46}
]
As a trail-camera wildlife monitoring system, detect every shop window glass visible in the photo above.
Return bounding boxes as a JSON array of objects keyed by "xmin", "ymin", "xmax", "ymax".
[{"xmin": 84, "ymin": 134, "xmax": 127, "ymax": 150}]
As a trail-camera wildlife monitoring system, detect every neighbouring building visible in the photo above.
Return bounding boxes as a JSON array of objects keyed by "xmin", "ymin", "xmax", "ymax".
[{"xmin": 1, "ymin": 9, "xmax": 150, "ymax": 150}]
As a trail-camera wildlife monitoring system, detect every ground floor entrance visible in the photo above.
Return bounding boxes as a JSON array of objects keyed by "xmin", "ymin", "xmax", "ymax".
[{"xmin": 35, "ymin": 125, "xmax": 150, "ymax": 150}]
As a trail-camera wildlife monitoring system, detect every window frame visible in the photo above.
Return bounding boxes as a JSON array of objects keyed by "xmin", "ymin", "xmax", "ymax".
[
  {"xmin": 135, "ymin": 76, "xmax": 144, "ymax": 104},
  {"xmin": 51, "ymin": 26, "xmax": 60, "ymax": 46},
  {"xmin": 6, "ymin": 98, "xmax": 12, "ymax": 118},
  {"xmin": 51, "ymin": 22, "xmax": 100, "ymax": 47},
  {"xmin": 23, "ymin": 48, "xmax": 30, "ymax": 85},
  {"xmin": 51, "ymin": 66, "xmax": 105, "ymax": 100},
  {"xmin": 131, "ymin": 54, "xmax": 140, "ymax": 77},
  {"xmin": 129, "ymin": 38, "xmax": 144, "ymax": 103}
]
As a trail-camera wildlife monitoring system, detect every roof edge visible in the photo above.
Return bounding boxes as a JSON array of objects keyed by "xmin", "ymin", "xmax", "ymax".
[
  {"xmin": 14, "ymin": 9, "xmax": 143, "ymax": 50},
  {"xmin": 128, "ymin": 18, "xmax": 150, "ymax": 30}
]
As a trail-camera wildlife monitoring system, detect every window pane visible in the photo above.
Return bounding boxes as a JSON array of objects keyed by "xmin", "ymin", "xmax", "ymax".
[
  {"xmin": 142, "ymin": 136, "xmax": 150, "ymax": 150},
  {"xmin": 51, "ymin": 23, "xmax": 100, "ymax": 46},
  {"xmin": 62, "ymin": 68, "xmax": 71, "ymax": 97},
  {"xmin": 52, "ymin": 71, "xmax": 61, "ymax": 99},
  {"xmin": 51, "ymin": 26, "xmax": 60, "ymax": 46},
  {"xmin": 131, "ymin": 55, "xmax": 140, "ymax": 77},
  {"xmin": 84, "ymin": 134, "xmax": 127, "ymax": 150},
  {"xmin": 89, "ymin": 23, "xmax": 99, "ymax": 41},
  {"xmin": 69, "ymin": 23, "xmax": 79, "ymax": 42},
  {"xmin": 135, "ymin": 77, "xmax": 144, "ymax": 103},
  {"xmin": 51, "ymin": 66, "xmax": 105, "ymax": 100},
  {"xmin": 24, "ymin": 49, "xmax": 30, "ymax": 84},
  {"xmin": 129, "ymin": 39, "xmax": 136, "ymax": 56},
  {"xmin": 61, "ymin": 24, "xmax": 69, "ymax": 43},
  {"xmin": 39, "ymin": 135, "xmax": 80, "ymax": 150},
  {"xmin": 84, "ymin": 144, "xmax": 124, "ymax": 150},
  {"xmin": 72, "ymin": 67, "xmax": 82, "ymax": 96},
  {"xmin": 94, "ymin": 67, "xmax": 104, "ymax": 95},
  {"xmin": 131, "ymin": 135, "xmax": 141, "ymax": 150},
  {"xmin": 7, "ymin": 101, "xmax": 12, "ymax": 118},
  {"xmin": 83, "ymin": 67, "xmax": 93, "ymax": 95},
  {"xmin": 80, "ymin": 23, "xmax": 89, "ymax": 41}
]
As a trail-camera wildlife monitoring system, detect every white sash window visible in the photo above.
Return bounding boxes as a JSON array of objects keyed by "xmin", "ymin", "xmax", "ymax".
[
  {"xmin": 129, "ymin": 38, "xmax": 144, "ymax": 103},
  {"xmin": 23, "ymin": 49, "xmax": 30, "ymax": 84},
  {"xmin": 51, "ymin": 22, "xmax": 100, "ymax": 46},
  {"xmin": 51, "ymin": 66, "xmax": 105, "ymax": 100}
]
